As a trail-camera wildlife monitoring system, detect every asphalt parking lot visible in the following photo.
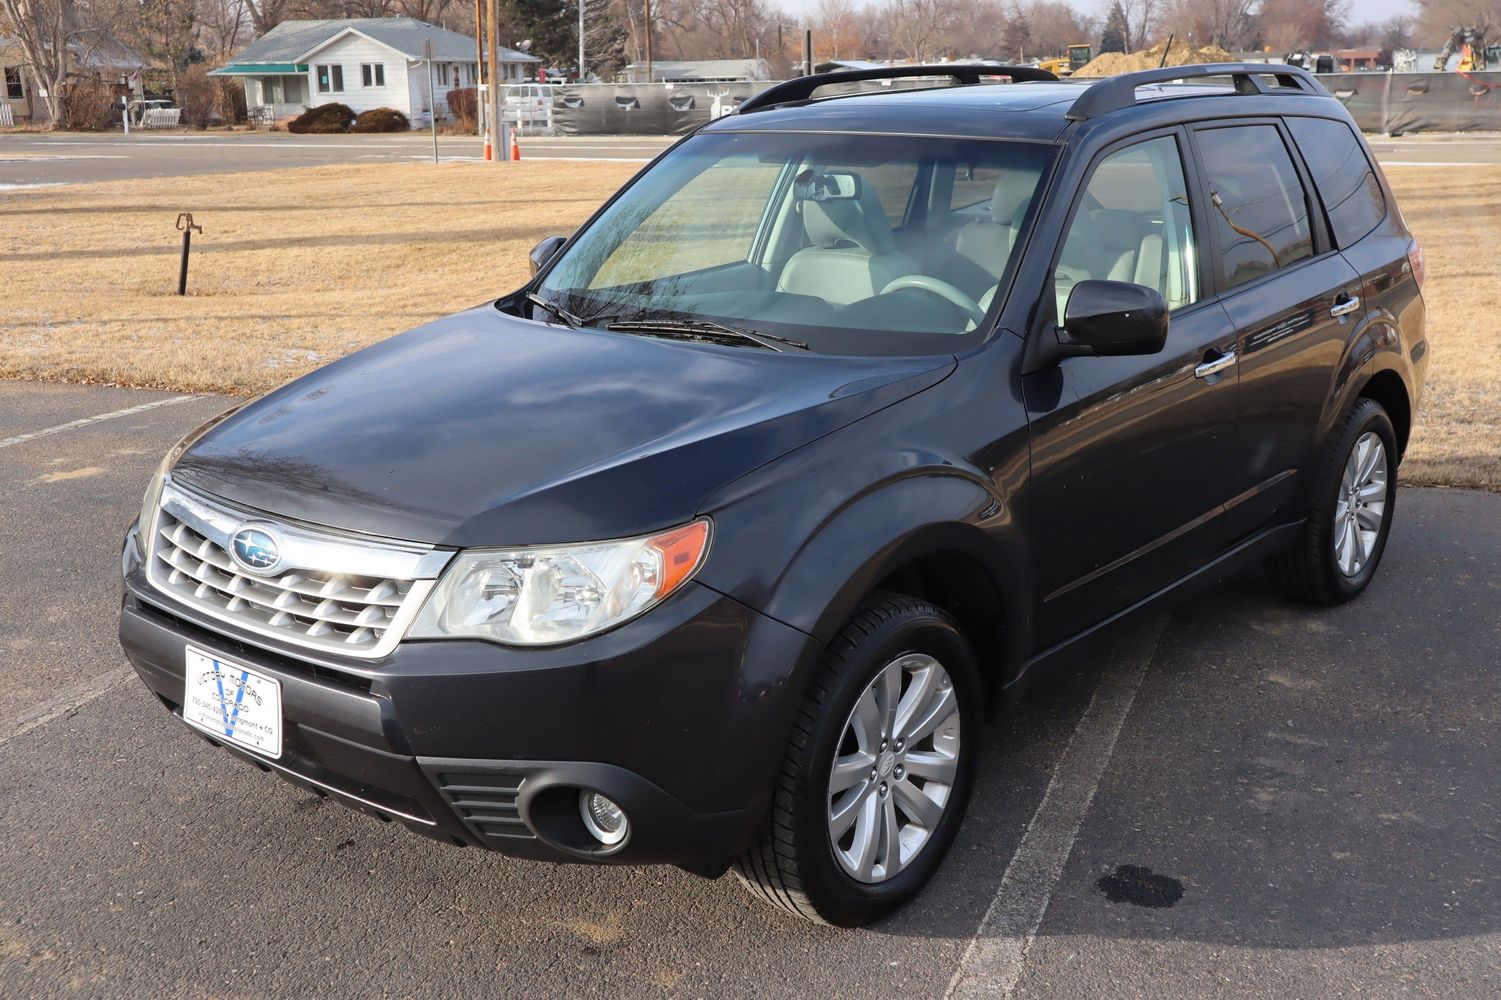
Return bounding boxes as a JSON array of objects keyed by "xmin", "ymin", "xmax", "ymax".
[
  {"xmin": 0, "ymin": 132, "xmax": 670, "ymax": 185},
  {"xmin": 2, "ymin": 379, "xmax": 1498, "ymax": 998}
]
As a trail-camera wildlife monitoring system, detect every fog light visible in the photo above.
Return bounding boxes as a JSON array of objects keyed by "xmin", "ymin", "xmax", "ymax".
[{"xmin": 579, "ymin": 791, "xmax": 629, "ymax": 846}]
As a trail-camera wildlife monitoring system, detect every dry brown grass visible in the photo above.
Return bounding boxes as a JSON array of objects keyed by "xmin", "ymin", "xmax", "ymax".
[
  {"xmin": 0, "ymin": 162, "xmax": 637, "ymax": 393},
  {"xmin": 0, "ymin": 160, "xmax": 1496, "ymax": 487},
  {"xmin": 1383, "ymin": 166, "xmax": 1501, "ymax": 489}
]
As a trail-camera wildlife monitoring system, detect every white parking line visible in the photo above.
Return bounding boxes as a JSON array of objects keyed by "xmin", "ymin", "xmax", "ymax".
[
  {"xmin": 944, "ymin": 615, "xmax": 1167, "ymax": 1000},
  {"xmin": 0, "ymin": 666, "xmax": 135, "ymax": 750},
  {"xmin": 1376, "ymin": 160, "xmax": 1487, "ymax": 167},
  {"xmin": 0, "ymin": 395, "xmax": 200, "ymax": 451}
]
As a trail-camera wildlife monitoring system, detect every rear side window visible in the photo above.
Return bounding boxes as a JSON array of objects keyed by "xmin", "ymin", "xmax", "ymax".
[
  {"xmin": 1286, "ymin": 117, "xmax": 1386, "ymax": 247},
  {"xmin": 1195, "ymin": 125, "xmax": 1314, "ymax": 290}
]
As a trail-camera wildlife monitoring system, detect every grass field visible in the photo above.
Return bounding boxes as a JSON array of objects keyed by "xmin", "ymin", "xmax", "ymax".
[{"xmin": 0, "ymin": 161, "xmax": 1495, "ymax": 488}]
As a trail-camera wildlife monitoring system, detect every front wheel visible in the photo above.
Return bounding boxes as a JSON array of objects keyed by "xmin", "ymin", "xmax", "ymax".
[
  {"xmin": 734, "ymin": 593, "xmax": 981, "ymax": 926},
  {"xmin": 1270, "ymin": 398, "xmax": 1399, "ymax": 605}
]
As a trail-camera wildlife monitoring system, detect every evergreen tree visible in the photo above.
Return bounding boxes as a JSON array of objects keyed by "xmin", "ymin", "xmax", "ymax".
[
  {"xmin": 1002, "ymin": 4, "xmax": 1032, "ymax": 62},
  {"xmin": 1099, "ymin": 0, "xmax": 1128, "ymax": 55},
  {"xmin": 506, "ymin": 0, "xmax": 575, "ymax": 69}
]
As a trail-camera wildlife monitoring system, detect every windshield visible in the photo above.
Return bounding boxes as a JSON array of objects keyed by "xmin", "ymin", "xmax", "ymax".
[{"xmin": 534, "ymin": 131, "xmax": 1056, "ymax": 356}]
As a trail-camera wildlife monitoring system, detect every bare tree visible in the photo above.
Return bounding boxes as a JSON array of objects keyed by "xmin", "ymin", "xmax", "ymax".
[
  {"xmin": 1, "ymin": 0, "xmax": 77, "ymax": 125},
  {"xmin": 884, "ymin": 0, "xmax": 963, "ymax": 61},
  {"xmin": 1118, "ymin": 0, "xmax": 1158, "ymax": 51},
  {"xmin": 1157, "ymin": 0, "xmax": 1256, "ymax": 50},
  {"xmin": 1257, "ymin": 0, "xmax": 1349, "ymax": 52},
  {"xmin": 197, "ymin": 0, "xmax": 250, "ymax": 57},
  {"xmin": 1411, "ymin": 0, "xmax": 1500, "ymax": 47}
]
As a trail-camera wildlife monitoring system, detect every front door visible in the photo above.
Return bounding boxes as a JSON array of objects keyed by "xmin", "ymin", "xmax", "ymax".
[{"xmin": 1021, "ymin": 131, "xmax": 1239, "ymax": 648}]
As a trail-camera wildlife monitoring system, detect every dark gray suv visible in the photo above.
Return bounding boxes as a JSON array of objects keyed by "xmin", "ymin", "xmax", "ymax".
[{"xmin": 119, "ymin": 64, "xmax": 1425, "ymax": 926}]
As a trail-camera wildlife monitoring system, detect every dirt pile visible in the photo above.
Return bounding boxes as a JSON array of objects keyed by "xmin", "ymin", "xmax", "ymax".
[{"xmin": 1073, "ymin": 39, "xmax": 1235, "ymax": 77}]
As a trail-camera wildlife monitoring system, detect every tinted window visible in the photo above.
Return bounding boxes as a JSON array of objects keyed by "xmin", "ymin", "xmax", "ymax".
[
  {"xmin": 1196, "ymin": 125, "xmax": 1314, "ymax": 290},
  {"xmin": 1287, "ymin": 117, "xmax": 1386, "ymax": 247},
  {"xmin": 1055, "ymin": 135, "xmax": 1200, "ymax": 318}
]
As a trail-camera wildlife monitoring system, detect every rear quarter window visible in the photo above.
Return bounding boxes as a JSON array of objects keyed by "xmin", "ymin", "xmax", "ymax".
[{"xmin": 1287, "ymin": 117, "xmax": 1386, "ymax": 248}]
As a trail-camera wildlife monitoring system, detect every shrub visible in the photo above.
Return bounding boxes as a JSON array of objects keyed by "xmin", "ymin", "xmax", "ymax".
[
  {"xmin": 61, "ymin": 79, "xmax": 119, "ymax": 131},
  {"xmin": 350, "ymin": 107, "xmax": 410, "ymax": 132},
  {"xmin": 447, "ymin": 87, "xmax": 478, "ymax": 131},
  {"xmin": 287, "ymin": 102, "xmax": 355, "ymax": 134},
  {"xmin": 176, "ymin": 64, "xmax": 219, "ymax": 130}
]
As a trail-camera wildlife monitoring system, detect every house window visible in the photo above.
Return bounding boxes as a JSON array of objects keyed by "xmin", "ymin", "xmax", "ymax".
[
  {"xmin": 361, "ymin": 64, "xmax": 385, "ymax": 88},
  {"xmin": 316, "ymin": 64, "xmax": 343, "ymax": 94},
  {"xmin": 4, "ymin": 67, "xmax": 23, "ymax": 100}
]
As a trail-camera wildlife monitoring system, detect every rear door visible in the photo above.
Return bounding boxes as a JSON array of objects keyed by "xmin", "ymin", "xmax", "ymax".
[
  {"xmin": 1188, "ymin": 120, "xmax": 1364, "ymax": 539},
  {"xmin": 1021, "ymin": 129, "xmax": 1239, "ymax": 647},
  {"xmin": 1284, "ymin": 115, "xmax": 1415, "ymax": 367}
]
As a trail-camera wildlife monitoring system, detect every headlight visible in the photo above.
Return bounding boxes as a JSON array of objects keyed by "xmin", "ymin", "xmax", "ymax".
[
  {"xmin": 411, "ymin": 520, "xmax": 711, "ymax": 646},
  {"xmin": 137, "ymin": 451, "xmax": 174, "ymax": 542}
]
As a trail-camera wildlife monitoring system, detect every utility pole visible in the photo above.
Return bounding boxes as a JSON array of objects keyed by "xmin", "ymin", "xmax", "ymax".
[
  {"xmin": 644, "ymin": 0, "xmax": 653, "ymax": 82},
  {"xmin": 486, "ymin": 0, "xmax": 504, "ymax": 164},
  {"xmin": 474, "ymin": 0, "xmax": 485, "ymax": 136},
  {"xmin": 578, "ymin": 0, "xmax": 585, "ymax": 81},
  {"xmin": 803, "ymin": 29, "xmax": 812, "ymax": 77},
  {"xmin": 423, "ymin": 39, "xmax": 439, "ymax": 164}
]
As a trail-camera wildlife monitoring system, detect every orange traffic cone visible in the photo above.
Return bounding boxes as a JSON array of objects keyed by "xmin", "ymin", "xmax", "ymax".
[
  {"xmin": 483, "ymin": 132, "xmax": 493, "ymax": 161},
  {"xmin": 510, "ymin": 131, "xmax": 521, "ymax": 161}
]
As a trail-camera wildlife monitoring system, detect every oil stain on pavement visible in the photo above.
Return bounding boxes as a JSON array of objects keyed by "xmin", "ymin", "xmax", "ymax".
[{"xmin": 1096, "ymin": 864, "xmax": 1184, "ymax": 908}]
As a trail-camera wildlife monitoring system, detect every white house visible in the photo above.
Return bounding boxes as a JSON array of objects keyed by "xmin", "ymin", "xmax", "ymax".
[{"xmin": 210, "ymin": 17, "xmax": 539, "ymax": 127}]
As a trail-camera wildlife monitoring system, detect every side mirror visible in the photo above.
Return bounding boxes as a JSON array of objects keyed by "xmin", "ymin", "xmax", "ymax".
[
  {"xmin": 528, "ymin": 235, "xmax": 567, "ymax": 276},
  {"xmin": 1060, "ymin": 280, "xmax": 1169, "ymax": 357}
]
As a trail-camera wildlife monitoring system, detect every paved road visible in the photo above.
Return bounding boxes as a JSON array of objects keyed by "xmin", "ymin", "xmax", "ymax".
[
  {"xmin": 0, "ymin": 132, "xmax": 673, "ymax": 186},
  {"xmin": 2, "ymin": 130, "xmax": 1499, "ymax": 187},
  {"xmin": 2, "ymin": 379, "xmax": 1497, "ymax": 998}
]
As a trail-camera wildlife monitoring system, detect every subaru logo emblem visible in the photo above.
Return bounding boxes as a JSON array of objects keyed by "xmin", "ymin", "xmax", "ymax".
[{"xmin": 230, "ymin": 526, "xmax": 282, "ymax": 574}]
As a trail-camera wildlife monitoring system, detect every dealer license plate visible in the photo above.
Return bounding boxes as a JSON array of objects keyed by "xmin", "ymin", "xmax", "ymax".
[{"xmin": 181, "ymin": 647, "xmax": 283, "ymax": 759}]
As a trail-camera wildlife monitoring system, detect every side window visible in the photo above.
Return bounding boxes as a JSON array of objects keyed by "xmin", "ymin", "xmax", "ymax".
[
  {"xmin": 951, "ymin": 164, "xmax": 1004, "ymax": 212},
  {"xmin": 862, "ymin": 161, "xmax": 921, "ymax": 227},
  {"xmin": 1286, "ymin": 117, "xmax": 1386, "ymax": 248},
  {"xmin": 1195, "ymin": 125, "xmax": 1314, "ymax": 290},
  {"xmin": 1054, "ymin": 135, "xmax": 1199, "ymax": 319}
]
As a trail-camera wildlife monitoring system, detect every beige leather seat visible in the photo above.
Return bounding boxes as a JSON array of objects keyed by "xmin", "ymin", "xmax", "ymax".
[
  {"xmin": 1054, "ymin": 207, "xmax": 1168, "ymax": 317},
  {"xmin": 776, "ymin": 184, "xmax": 918, "ymax": 306},
  {"xmin": 944, "ymin": 164, "xmax": 1045, "ymax": 299}
]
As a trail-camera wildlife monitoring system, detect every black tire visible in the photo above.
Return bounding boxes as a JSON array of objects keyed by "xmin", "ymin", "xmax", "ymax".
[
  {"xmin": 733, "ymin": 592, "xmax": 982, "ymax": 927},
  {"xmin": 1270, "ymin": 398, "xmax": 1399, "ymax": 605}
]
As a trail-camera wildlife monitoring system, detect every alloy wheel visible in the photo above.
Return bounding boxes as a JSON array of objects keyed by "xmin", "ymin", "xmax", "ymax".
[
  {"xmin": 1334, "ymin": 430, "xmax": 1389, "ymax": 578},
  {"xmin": 826, "ymin": 652, "xmax": 962, "ymax": 884}
]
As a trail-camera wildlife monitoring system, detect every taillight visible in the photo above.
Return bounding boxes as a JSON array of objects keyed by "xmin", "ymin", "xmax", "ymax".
[{"xmin": 1407, "ymin": 241, "xmax": 1425, "ymax": 293}]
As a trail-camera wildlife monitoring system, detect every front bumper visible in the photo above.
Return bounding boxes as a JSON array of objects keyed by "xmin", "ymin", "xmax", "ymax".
[{"xmin": 119, "ymin": 526, "xmax": 815, "ymax": 871}]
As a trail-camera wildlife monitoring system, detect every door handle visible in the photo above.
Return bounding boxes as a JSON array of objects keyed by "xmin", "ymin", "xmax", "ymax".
[
  {"xmin": 1330, "ymin": 294, "xmax": 1361, "ymax": 318},
  {"xmin": 1194, "ymin": 349, "xmax": 1237, "ymax": 379}
]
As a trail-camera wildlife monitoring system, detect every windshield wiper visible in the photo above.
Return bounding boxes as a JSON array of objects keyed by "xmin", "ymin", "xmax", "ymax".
[
  {"xmin": 524, "ymin": 291, "xmax": 584, "ymax": 329},
  {"xmin": 604, "ymin": 317, "xmax": 808, "ymax": 352}
]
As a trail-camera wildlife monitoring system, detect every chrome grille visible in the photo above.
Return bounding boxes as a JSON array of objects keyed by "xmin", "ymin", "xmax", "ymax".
[{"xmin": 144, "ymin": 479, "xmax": 446, "ymax": 658}]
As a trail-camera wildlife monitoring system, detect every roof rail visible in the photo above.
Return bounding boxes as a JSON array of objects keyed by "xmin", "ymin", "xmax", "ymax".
[
  {"xmin": 1066, "ymin": 62, "xmax": 1328, "ymax": 121},
  {"xmin": 736, "ymin": 63, "xmax": 1060, "ymax": 115}
]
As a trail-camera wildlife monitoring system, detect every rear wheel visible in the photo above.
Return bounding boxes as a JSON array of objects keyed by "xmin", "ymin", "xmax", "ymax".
[
  {"xmin": 734, "ymin": 593, "xmax": 980, "ymax": 926},
  {"xmin": 1271, "ymin": 398, "xmax": 1398, "ymax": 605}
]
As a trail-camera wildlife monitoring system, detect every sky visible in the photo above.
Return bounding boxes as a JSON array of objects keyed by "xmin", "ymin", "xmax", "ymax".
[{"xmin": 772, "ymin": 0, "xmax": 1420, "ymax": 28}]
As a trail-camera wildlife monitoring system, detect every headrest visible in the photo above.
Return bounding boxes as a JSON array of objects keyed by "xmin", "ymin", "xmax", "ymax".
[
  {"xmin": 803, "ymin": 182, "xmax": 896, "ymax": 254},
  {"xmin": 989, "ymin": 163, "xmax": 1045, "ymax": 227}
]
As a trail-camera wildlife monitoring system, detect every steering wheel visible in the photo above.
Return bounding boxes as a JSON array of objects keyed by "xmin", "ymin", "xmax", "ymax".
[{"xmin": 879, "ymin": 275, "xmax": 985, "ymax": 326}]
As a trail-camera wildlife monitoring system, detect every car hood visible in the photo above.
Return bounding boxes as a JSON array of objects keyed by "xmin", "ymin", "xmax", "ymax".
[{"xmin": 171, "ymin": 305, "xmax": 955, "ymax": 547}]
